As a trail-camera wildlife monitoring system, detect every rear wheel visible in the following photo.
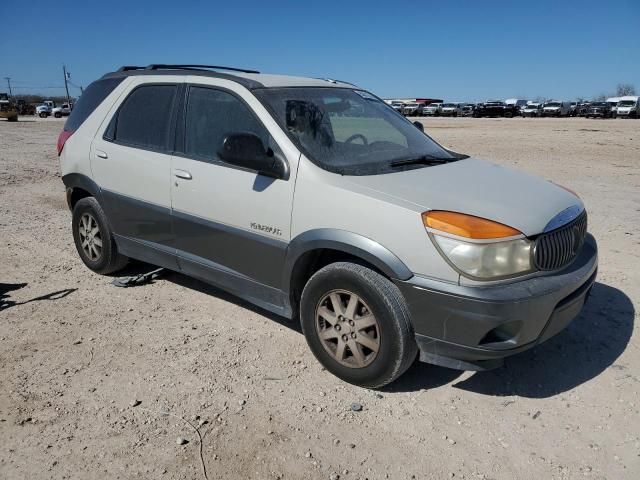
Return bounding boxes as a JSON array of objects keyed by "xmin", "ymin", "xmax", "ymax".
[
  {"xmin": 300, "ymin": 262, "xmax": 417, "ymax": 388},
  {"xmin": 54, "ymin": 112, "xmax": 62, "ymax": 118},
  {"xmin": 72, "ymin": 197, "xmax": 128, "ymax": 274}
]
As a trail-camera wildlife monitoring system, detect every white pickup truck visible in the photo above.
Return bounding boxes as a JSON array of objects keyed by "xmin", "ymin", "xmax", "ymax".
[
  {"xmin": 36, "ymin": 100, "xmax": 56, "ymax": 118},
  {"xmin": 52, "ymin": 103, "xmax": 73, "ymax": 118}
]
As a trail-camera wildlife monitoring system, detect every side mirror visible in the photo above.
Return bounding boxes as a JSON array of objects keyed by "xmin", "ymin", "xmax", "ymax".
[
  {"xmin": 413, "ymin": 121, "xmax": 424, "ymax": 132},
  {"xmin": 218, "ymin": 133, "xmax": 289, "ymax": 180}
]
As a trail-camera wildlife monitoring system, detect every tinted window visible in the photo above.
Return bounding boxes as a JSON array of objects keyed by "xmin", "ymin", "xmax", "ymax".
[
  {"xmin": 185, "ymin": 87, "xmax": 270, "ymax": 160},
  {"xmin": 64, "ymin": 77, "xmax": 124, "ymax": 132},
  {"xmin": 112, "ymin": 85, "xmax": 177, "ymax": 151}
]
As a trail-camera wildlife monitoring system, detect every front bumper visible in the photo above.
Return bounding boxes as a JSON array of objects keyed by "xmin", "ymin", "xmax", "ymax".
[{"xmin": 394, "ymin": 234, "xmax": 598, "ymax": 370}]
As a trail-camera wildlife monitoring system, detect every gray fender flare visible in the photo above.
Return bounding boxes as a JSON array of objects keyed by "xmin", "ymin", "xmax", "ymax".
[
  {"xmin": 61, "ymin": 173, "xmax": 104, "ymax": 209},
  {"xmin": 282, "ymin": 229, "xmax": 413, "ymax": 295}
]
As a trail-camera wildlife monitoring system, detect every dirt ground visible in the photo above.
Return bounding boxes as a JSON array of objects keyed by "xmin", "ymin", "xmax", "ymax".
[{"xmin": 1, "ymin": 116, "xmax": 638, "ymax": 480}]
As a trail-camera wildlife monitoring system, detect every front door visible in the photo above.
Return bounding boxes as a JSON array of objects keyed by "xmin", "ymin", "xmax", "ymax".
[{"xmin": 170, "ymin": 83, "xmax": 299, "ymax": 306}]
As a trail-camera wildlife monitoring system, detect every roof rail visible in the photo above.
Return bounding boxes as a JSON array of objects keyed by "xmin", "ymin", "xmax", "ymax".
[
  {"xmin": 116, "ymin": 64, "xmax": 260, "ymax": 74},
  {"xmin": 144, "ymin": 64, "xmax": 259, "ymax": 74}
]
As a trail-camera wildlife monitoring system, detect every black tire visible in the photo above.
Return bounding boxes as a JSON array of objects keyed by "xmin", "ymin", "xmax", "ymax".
[
  {"xmin": 300, "ymin": 262, "xmax": 418, "ymax": 388},
  {"xmin": 7, "ymin": 116, "xmax": 18, "ymax": 122},
  {"xmin": 39, "ymin": 112, "xmax": 46, "ymax": 118},
  {"xmin": 54, "ymin": 112, "xmax": 62, "ymax": 118},
  {"xmin": 72, "ymin": 197, "xmax": 128, "ymax": 274}
]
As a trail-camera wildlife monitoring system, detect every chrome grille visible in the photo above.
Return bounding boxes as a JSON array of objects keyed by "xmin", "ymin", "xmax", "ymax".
[{"xmin": 534, "ymin": 211, "xmax": 587, "ymax": 271}]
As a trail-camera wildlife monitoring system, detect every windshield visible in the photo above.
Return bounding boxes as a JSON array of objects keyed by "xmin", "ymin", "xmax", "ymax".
[
  {"xmin": 442, "ymin": 103, "xmax": 456, "ymax": 108},
  {"xmin": 618, "ymin": 100, "xmax": 636, "ymax": 107},
  {"xmin": 545, "ymin": 102, "xmax": 561, "ymax": 107},
  {"xmin": 591, "ymin": 102, "xmax": 607, "ymax": 107},
  {"xmin": 254, "ymin": 87, "xmax": 461, "ymax": 175}
]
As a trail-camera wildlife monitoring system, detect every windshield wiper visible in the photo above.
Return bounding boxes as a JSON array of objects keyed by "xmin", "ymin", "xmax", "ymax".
[{"xmin": 390, "ymin": 155, "xmax": 454, "ymax": 168}]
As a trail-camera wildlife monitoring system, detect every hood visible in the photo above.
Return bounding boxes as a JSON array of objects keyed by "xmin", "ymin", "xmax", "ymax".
[{"xmin": 343, "ymin": 158, "xmax": 583, "ymax": 236}]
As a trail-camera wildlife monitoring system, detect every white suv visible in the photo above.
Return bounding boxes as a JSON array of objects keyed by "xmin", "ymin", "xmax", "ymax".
[{"xmin": 59, "ymin": 64, "xmax": 598, "ymax": 387}]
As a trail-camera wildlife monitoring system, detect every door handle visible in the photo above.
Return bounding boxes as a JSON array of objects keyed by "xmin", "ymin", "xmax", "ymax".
[
  {"xmin": 174, "ymin": 169, "xmax": 192, "ymax": 180},
  {"xmin": 95, "ymin": 150, "xmax": 108, "ymax": 159}
]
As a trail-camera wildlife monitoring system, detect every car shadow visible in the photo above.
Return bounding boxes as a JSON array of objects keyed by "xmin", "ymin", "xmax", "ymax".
[
  {"xmin": 161, "ymin": 269, "xmax": 302, "ymax": 334},
  {"xmin": 110, "ymin": 264, "xmax": 634, "ymax": 397},
  {"xmin": 449, "ymin": 282, "xmax": 634, "ymax": 398},
  {"xmin": 1, "ymin": 282, "xmax": 77, "ymax": 312}
]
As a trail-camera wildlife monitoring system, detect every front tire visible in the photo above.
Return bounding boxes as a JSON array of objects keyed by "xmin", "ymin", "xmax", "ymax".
[
  {"xmin": 72, "ymin": 197, "xmax": 128, "ymax": 274},
  {"xmin": 300, "ymin": 262, "xmax": 417, "ymax": 388}
]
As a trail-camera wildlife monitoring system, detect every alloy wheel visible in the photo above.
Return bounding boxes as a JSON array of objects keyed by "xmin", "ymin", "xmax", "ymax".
[
  {"xmin": 78, "ymin": 213, "xmax": 103, "ymax": 261},
  {"xmin": 315, "ymin": 290, "xmax": 381, "ymax": 368}
]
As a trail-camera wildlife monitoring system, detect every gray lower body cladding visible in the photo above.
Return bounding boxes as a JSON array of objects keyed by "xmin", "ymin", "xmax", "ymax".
[{"xmin": 394, "ymin": 234, "xmax": 598, "ymax": 370}]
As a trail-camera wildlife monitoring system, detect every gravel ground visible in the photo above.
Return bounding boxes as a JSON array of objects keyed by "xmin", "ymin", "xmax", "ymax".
[{"xmin": 1, "ymin": 116, "xmax": 638, "ymax": 480}]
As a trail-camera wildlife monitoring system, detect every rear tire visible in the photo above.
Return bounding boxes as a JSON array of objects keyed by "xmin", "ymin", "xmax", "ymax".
[
  {"xmin": 300, "ymin": 262, "xmax": 417, "ymax": 388},
  {"xmin": 54, "ymin": 112, "xmax": 62, "ymax": 118},
  {"xmin": 72, "ymin": 197, "xmax": 128, "ymax": 275}
]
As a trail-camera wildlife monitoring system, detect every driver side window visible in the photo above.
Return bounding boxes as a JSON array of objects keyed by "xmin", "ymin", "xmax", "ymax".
[
  {"xmin": 185, "ymin": 87, "xmax": 270, "ymax": 161},
  {"xmin": 327, "ymin": 98, "xmax": 408, "ymax": 147}
]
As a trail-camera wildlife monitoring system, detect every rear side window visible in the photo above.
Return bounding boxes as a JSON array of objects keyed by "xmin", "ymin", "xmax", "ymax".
[
  {"xmin": 64, "ymin": 77, "xmax": 124, "ymax": 132},
  {"xmin": 109, "ymin": 84, "xmax": 177, "ymax": 151},
  {"xmin": 184, "ymin": 86, "xmax": 270, "ymax": 160}
]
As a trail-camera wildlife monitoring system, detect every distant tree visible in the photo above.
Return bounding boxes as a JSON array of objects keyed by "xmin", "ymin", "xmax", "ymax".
[
  {"xmin": 593, "ymin": 93, "xmax": 608, "ymax": 102},
  {"xmin": 616, "ymin": 83, "xmax": 636, "ymax": 96}
]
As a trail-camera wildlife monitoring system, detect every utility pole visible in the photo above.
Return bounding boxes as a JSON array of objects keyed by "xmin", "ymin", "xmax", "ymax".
[
  {"xmin": 62, "ymin": 65, "xmax": 71, "ymax": 105},
  {"xmin": 4, "ymin": 77, "xmax": 12, "ymax": 96}
]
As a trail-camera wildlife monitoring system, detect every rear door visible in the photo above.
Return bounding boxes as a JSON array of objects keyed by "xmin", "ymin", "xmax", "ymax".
[
  {"xmin": 91, "ymin": 77, "xmax": 182, "ymax": 263},
  {"xmin": 170, "ymin": 79, "xmax": 300, "ymax": 296}
]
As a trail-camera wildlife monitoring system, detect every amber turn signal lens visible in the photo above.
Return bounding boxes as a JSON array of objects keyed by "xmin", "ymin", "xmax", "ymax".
[{"xmin": 422, "ymin": 211, "xmax": 522, "ymax": 239}]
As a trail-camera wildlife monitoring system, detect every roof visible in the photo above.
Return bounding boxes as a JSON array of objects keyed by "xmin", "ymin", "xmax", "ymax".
[{"xmin": 101, "ymin": 64, "xmax": 356, "ymax": 90}]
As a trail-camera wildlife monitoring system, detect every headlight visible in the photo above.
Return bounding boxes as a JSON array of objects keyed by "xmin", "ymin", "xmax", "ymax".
[
  {"xmin": 431, "ymin": 235, "xmax": 532, "ymax": 279},
  {"xmin": 422, "ymin": 211, "xmax": 534, "ymax": 280}
]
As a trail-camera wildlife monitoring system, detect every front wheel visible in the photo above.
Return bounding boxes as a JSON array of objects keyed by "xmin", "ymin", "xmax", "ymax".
[{"xmin": 300, "ymin": 262, "xmax": 417, "ymax": 388}]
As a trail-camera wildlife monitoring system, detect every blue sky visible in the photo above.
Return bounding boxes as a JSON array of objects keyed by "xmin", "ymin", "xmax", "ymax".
[{"xmin": 2, "ymin": 0, "xmax": 638, "ymax": 101}]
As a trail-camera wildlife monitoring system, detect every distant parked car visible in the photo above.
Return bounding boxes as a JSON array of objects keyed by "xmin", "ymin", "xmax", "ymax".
[
  {"xmin": 440, "ymin": 103, "xmax": 463, "ymax": 117},
  {"xmin": 423, "ymin": 103, "xmax": 442, "ymax": 116},
  {"xmin": 569, "ymin": 102, "xmax": 578, "ymax": 116},
  {"xmin": 576, "ymin": 102, "xmax": 591, "ymax": 117},
  {"xmin": 461, "ymin": 104, "xmax": 475, "ymax": 116},
  {"xmin": 473, "ymin": 100, "xmax": 518, "ymax": 118},
  {"xmin": 615, "ymin": 96, "xmax": 639, "ymax": 118},
  {"xmin": 390, "ymin": 101, "xmax": 405, "ymax": 113},
  {"xmin": 521, "ymin": 103, "xmax": 543, "ymax": 117},
  {"xmin": 53, "ymin": 103, "xmax": 73, "ymax": 118},
  {"xmin": 541, "ymin": 101, "xmax": 571, "ymax": 117},
  {"xmin": 402, "ymin": 102, "xmax": 421, "ymax": 116},
  {"xmin": 504, "ymin": 98, "xmax": 528, "ymax": 116},
  {"xmin": 585, "ymin": 102, "xmax": 612, "ymax": 118},
  {"xmin": 606, "ymin": 97, "xmax": 620, "ymax": 118}
]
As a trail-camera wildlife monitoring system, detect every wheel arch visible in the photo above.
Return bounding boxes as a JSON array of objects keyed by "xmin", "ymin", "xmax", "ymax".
[
  {"xmin": 283, "ymin": 229, "xmax": 413, "ymax": 316},
  {"xmin": 62, "ymin": 173, "xmax": 103, "ymax": 210}
]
